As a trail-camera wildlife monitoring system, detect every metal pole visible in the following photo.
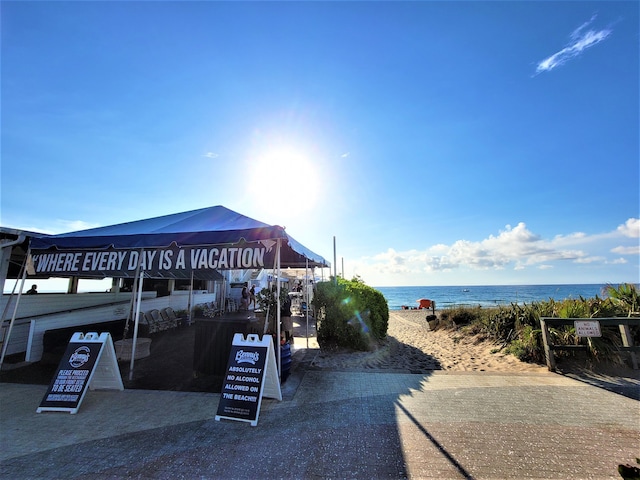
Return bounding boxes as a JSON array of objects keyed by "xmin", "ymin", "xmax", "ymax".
[
  {"xmin": 129, "ymin": 250, "xmax": 144, "ymax": 381},
  {"xmin": 305, "ymin": 258, "xmax": 309, "ymax": 349},
  {"xmin": 333, "ymin": 236, "xmax": 337, "ymax": 284},
  {"xmin": 187, "ymin": 270, "xmax": 194, "ymax": 325},
  {"xmin": 276, "ymin": 239, "xmax": 282, "ymax": 377},
  {"xmin": 0, "ymin": 251, "xmax": 29, "ymax": 367}
]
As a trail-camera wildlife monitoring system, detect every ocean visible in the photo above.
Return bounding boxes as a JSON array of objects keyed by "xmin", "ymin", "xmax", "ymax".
[{"xmin": 375, "ymin": 284, "xmax": 619, "ymax": 310}]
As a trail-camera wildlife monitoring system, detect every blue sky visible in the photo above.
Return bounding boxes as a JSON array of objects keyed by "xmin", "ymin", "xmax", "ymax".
[{"xmin": 1, "ymin": 1, "xmax": 638, "ymax": 288}]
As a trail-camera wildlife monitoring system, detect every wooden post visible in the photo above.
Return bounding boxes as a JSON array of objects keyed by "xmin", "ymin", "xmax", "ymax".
[
  {"xmin": 540, "ymin": 318, "xmax": 556, "ymax": 372},
  {"xmin": 619, "ymin": 324, "xmax": 639, "ymax": 369}
]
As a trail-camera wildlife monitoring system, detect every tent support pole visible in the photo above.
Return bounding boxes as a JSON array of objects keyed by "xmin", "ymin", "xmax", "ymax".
[
  {"xmin": 0, "ymin": 251, "xmax": 29, "ymax": 367},
  {"xmin": 305, "ymin": 258, "xmax": 309, "ymax": 349},
  {"xmin": 276, "ymin": 239, "xmax": 281, "ymax": 378},
  {"xmin": 128, "ymin": 250, "xmax": 144, "ymax": 381},
  {"xmin": 187, "ymin": 270, "xmax": 194, "ymax": 326},
  {"xmin": 122, "ymin": 277, "xmax": 138, "ymax": 340}
]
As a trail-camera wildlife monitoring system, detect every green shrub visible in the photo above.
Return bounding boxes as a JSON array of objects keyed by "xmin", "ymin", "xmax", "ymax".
[
  {"xmin": 312, "ymin": 276, "xmax": 388, "ymax": 351},
  {"xmin": 505, "ymin": 325, "xmax": 544, "ymax": 363},
  {"xmin": 192, "ymin": 302, "xmax": 218, "ymax": 318},
  {"xmin": 440, "ymin": 284, "xmax": 639, "ymax": 366},
  {"xmin": 439, "ymin": 306, "xmax": 483, "ymax": 328}
]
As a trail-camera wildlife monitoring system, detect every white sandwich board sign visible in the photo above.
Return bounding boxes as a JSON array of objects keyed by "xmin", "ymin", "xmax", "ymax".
[
  {"xmin": 215, "ymin": 333, "xmax": 282, "ymax": 427},
  {"xmin": 37, "ymin": 332, "xmax": 124, "ymax": 414}
]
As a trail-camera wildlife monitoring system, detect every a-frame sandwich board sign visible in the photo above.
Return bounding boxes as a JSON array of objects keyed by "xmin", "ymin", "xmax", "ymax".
[
  {"xmin": 215, "ymin": 333, "xmax": 282, "ymax": 427},
  {"xmin": 37, "ymin": 332, "xmax": 124, "ymax": 414}
]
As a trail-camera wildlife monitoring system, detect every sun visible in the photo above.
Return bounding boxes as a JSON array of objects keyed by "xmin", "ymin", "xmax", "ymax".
[{"xmin": 247, "ymin": 146, "xmax": 321, "ymax": 216}]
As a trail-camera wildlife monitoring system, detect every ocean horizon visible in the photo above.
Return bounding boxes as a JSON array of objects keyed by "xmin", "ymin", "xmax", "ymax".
[{"xmin": 374, "ymin": 283, "xmax": 632, "ymax": 310}]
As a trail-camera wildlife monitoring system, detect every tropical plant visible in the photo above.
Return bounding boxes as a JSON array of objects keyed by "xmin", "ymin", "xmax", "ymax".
[
  {"xmin": 255, "ymin": 285, "xmax": 290, "ymax": 332},
  {"xmin": 435, "ymin": 286, "xmax": 640, "ymax": 367},
  {"xmin": 505, "ymin": 325, "xmax": 544, "ymax": 363},
  {"xmin": 606, "ymin": 283, "xmax": 639, "ymax": 317}
]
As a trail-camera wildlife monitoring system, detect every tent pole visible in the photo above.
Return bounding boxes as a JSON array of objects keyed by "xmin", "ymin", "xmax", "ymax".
[
  {"xmin": 276, "ymin": 239, "xmax": 281, "ymax": 378},
  {"xmin": 122, "ymin": 277, "xmax": 138, "ymax": 340},
  {"xmin": 187, "ymin": 270, "xmax": 194, "ymax": 326},
  {"xmin": 0, "ymin": 250, "xmax": 29, "ymax": 367},
  {"xmin": 305, "ymin": 258, "xmax": 309, "ymax": 349},
  {"xmin": 128, "ymin": 250, "xmax": 144, "ymax": 381}
]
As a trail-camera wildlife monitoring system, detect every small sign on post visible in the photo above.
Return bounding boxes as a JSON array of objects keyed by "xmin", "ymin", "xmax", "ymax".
[
  {"xmin": 574, "ymin": 320, "xmax": 602, "ymax": 338},
  {"xmin": 37, "ymin": 332, "xmax": 123, "ymax": 414},
  {"xmin": 215, "ymin": 333, "xmax": 281, "ymax": 427}
]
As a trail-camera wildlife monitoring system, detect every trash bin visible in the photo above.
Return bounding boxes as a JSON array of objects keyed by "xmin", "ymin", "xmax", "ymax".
[
  {"xmin": 280, "ymin": 342, "xmax": 292, "ymax": 383},
  {"xmin": 193, "ymin": 313, "xmax": 262, "ymax": 376}
]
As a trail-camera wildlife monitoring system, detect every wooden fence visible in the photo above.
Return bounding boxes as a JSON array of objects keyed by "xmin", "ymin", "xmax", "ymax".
[{"xmin": 539, "ymin": 317, "xmax": 640, "ymax": 371}]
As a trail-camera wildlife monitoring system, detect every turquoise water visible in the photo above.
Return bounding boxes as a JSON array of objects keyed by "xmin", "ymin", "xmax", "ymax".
[{"xmin": 375, "ymin": 284, "xmax": 620, "ymax": 310}]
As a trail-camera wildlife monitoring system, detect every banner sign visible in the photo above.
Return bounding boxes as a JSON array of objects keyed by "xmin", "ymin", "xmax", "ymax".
[
  {"xmin": 30, "ymin": 240, "xmax": 277, "ymax": 277},
  {"xmin": 216, "ymin": 333, "xmax": 281, "ymax": 427},
  {"xmin": 37, "ymin": 332, "xmax": 124, "ymax": 414}
]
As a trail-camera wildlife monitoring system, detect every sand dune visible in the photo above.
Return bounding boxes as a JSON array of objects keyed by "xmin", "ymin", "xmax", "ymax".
[{"xmin": 307, "ymin": 310, "xmax": 549, "ymax": 373}]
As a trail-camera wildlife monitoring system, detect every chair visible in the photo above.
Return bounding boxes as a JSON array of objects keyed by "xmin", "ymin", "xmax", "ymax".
[
  {"xmin": 149, "ymin": 309, "xmax": 166, "ymax": 333},
  {"xmin": 160, "ymin": 308, "xmax": 177, "ymax": 329},
  {"xmin": 161, "ymin": 307, "xmax": 184, "ymax": 328},
  {"xmin": 226, "ymin": 297, "xmax": 237, "ymax": 312},
  {"xmin": 137, "ymin": 311, "xmax": 158, "ymax": 334}
]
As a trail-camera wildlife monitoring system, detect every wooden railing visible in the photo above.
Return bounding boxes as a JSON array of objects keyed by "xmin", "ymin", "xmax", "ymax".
[{"xmin": 540, "ymin": 317, "xmax": 640, "ymax": 371}]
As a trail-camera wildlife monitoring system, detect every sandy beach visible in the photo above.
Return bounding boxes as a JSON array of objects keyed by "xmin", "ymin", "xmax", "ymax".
[{"xmin": 307, "ymin": 310, "xmax": 560, "ymax": 374}]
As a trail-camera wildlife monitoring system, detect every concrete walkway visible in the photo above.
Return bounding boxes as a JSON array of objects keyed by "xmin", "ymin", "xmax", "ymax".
[{"xmin": 1, "ymin": 349, "xmax": 639, "ymax": 479}]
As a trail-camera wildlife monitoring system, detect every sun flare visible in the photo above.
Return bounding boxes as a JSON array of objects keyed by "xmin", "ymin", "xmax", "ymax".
[{"xmin": 247, "ymin": 146, "xmax": 321, "ymax": 217}]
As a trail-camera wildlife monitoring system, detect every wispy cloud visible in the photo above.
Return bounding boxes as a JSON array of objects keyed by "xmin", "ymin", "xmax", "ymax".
[
  {"xmin": 612, "ymin": 245, "xmax": 640, "ymax": 255},
  {"xmin": 6, "ymin": 219, "xmax": 101, "ymax": 235},
  {"xmin": 60, "ymin": 220, "xmax": 101, "ymax": 232},
  {"xmin": 202, "ymin": 152, "xmax": 219, "ymax": 159},
  {"xmin": 535, "ymin": 14, "xmax": 612, "ymax": 75},
  {"xmin": 352, "ymin": 218, "xmax": 639, "ymax": 282}
]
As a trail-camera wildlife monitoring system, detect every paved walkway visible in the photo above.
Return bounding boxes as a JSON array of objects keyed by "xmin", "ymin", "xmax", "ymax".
[{"xmin": 1, "ymin": 349, "xmax": 639, "ymax": 479}]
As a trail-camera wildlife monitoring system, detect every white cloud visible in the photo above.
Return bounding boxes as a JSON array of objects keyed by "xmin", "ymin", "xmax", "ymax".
[
  {"xmin": 574, "ymin": 256, "xmax": 605, "ymax": 264},
  {"xmin": 5, "ymin": 220, "xmax": 100, "ymax": 235},
  {"xmin": 617, "ymin": 218, "xmax": 640, "ymax": 238},
  {"xmin": 611, "ymin": 245, "xmax": 640, "ymax": 255},
  {"xmin": 349, "ymin": 219, "xmax": 639, "ymax": 285},
  {"xmin": 59, "ymin": 220, "xmax": 100, "ymax": 232},
  {"xmin": 610, "ymin": 258, "xmax": 628, "ymax": 265},
  {"xmin": 535, "ymin": 15, "xmax": 612, "ymax": 74},
  {"xmin": 202, "ymin": 152, "xmax": 219, "ymax": 159}
]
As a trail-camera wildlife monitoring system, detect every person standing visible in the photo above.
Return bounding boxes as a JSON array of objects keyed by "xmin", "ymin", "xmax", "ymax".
[
  {"xmin": 249, "ymin": 285, "xmax": 256, "ymax": 310},
  {"xmin": 240, "ymin": 284, "xmax": 249, "ymax": 311},
  {"xmin": 281, "ymin": 294, "xmax": 293, "ymax": 344}
]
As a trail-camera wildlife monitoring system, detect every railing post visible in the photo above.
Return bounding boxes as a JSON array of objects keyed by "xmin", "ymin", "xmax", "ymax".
[
  {"xmin": 540, "ymin": 318, "xmax": 556, "ymax": 372},
  {"xmin": 619, "ymin": 323, "xmax": 638, "ymax": 369}
]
